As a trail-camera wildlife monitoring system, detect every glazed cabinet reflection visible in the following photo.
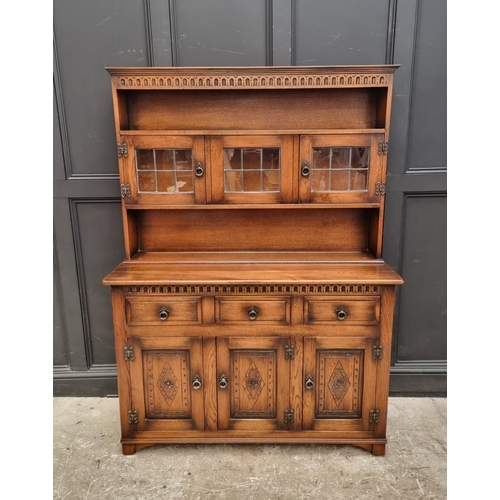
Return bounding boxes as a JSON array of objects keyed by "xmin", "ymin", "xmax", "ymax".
[
  {"xmin": 120, "ymin": 136, "xmax": 206, "ymax": 205},
  {"xmin": 299, "ymin": 134, "xmax": 384, "ymax": 203},
  {"xmin": 119, "ymin": 134, "xmax": 385, "ymax": 205}
]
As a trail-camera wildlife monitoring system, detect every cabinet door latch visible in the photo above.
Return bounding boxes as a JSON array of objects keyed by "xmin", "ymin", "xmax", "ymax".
[{"xmin": 117, "ymin": 143, "xmax": 128, "ymax": 158}]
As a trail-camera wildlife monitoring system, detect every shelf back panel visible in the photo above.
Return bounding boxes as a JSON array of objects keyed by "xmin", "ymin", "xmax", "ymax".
[
  {"xmin": 122, "ymin": 89, "xmax": 385, "ymax": 131},
  {"xmin": 137, "ymin": 208, "xmax": 371, "ymax": 253}
]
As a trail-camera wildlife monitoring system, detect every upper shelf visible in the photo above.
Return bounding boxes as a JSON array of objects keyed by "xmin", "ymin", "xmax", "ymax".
[
  {"xmin": 120, "ymin": 129, "xmax": 386, "ymax": 136},
  {"xmin": 107, "ymin": 65, "xmax": 398, "ymax": 133}
]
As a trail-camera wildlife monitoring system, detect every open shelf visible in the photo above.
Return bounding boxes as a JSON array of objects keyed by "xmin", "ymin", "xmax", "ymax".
[
  {"xmin": 119, "ymin": 129, "xmax": 386, "ymax": 136},
  {"xmin": 125, "ymin": 203, "xmax": 382, "ymax": 210},
  {"xmin": 129, "ymin": 251, "xmax": 380, "ymax": 264}
]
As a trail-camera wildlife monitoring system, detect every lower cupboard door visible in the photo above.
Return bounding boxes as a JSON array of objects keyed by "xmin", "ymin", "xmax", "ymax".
[
  {"xmin": 129, "ymin": 337, "xmax": 204, "ymax": 431},
  {"xmin": 303, "ymin": 337, "xmax": 377, "ymax": 431},
  {"xmin": 217, "ymin": 337, "xmax": 291, "ymax": 431}
]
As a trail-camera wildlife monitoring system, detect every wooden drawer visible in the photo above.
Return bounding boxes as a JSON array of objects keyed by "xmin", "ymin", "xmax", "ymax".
[
  {"xmin": 304, "ymin": 297, "xmax": 379, "ymax": 325},
  {"xmin": 125, "ymin": 297, "xmax": 202, "ymax": 326},
  {"xmin": 215, "ymin": 296, "xmax": 291, "ymax": 325}
]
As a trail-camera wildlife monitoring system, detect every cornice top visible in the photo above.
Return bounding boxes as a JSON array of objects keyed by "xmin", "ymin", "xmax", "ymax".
[{"xmin": 106, "ymin": 65, "xmax": 398, "ymax": 90}]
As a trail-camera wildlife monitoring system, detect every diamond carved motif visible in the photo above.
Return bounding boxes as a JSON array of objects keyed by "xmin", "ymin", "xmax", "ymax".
[
  {"xmin": 158, "ymin": 362, "xmax": 179, "ymax": 406},
  {"xmin": 328, "ymin": 361, "xmax": 350, "ymax": 406},
  {"xmin": 243, "ymin": 361, "xmax": 264, "ymax": 406}
]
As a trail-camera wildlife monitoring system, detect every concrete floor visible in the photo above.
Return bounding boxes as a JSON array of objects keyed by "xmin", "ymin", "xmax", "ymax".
[{"xmin": 53, "ymin": 397, "xmax": 446, "ymax": 499}]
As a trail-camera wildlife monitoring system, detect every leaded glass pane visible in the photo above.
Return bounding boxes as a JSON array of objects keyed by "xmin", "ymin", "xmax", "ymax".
[
  {"xmin": 135, "ymin": 149, "xmax": 194, "ymax": 193},
  {"xmin": 311, "ymin": 147, "xmax": 370, "ymax": 192},
  {"xmin": 224, "ymin": 148, "xmax": 280, "ymax": 193}
]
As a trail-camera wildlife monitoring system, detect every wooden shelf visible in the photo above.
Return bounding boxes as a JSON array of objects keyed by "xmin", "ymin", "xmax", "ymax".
[
  {"xmin": 119, "ymin": 129, "xmax": 386, "ymax": 136},
  {"xmin": 129, "ymin": 251, "xmax": 379, "ymax": 264},
  {"xmin": 103, "ymin": 260, "xmax": 403, "ymax": 286},
  {"xmin": 125, "ymin": 203, "xmax": 381, "ymax": 210}
]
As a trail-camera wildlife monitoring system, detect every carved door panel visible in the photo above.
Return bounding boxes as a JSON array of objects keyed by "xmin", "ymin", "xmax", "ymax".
[
  {"xmin": 217, "ymin": 337, "xmax": 292, "ymax": 431},
  {"xmin": 129, "ymin": 337, "xmax": 204, "ymax": 431},
  {"xmin": 303, "ymin": 337, "xmax": 377, "ymax": 431},
  {"xmin": 121, "ymin": 135, "xmax": 206, "ymax": 205}
]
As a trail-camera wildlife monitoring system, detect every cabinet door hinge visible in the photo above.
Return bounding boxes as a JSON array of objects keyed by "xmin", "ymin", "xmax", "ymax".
[
  {"xmin": 124, "ymin": 346, "xmax": 135, "ymax": 361},
  {"xmin": 369, "ymin": 409, "xmax": 380, "ymax": 424},
  {"xmin": 285, "ymin": 345, "xmax": 295, "ymax": 360},
  {"xmin": 378, "ymin": 140, "xmax": 389, "ymax": 155},
  {"xmin": 128, "ymin": 410, "xmax": 139, "ymax": 424},
  {"xmin": 284, "ymin": 409, "xmax": 295, "ymax": 424},
  {"xmin": 372, "ymin": 345, "xmax": 383, "ymax": 360},
  {"xmin": 117, "ymin": 143, "xmax": 128, "ymax": 158},
  {"xmin": 120, "ymin": 184, "xmax": 131, "ymax": 198},
  {"xmin": 375, "ymin": 182, "xmax": 386, "ymax": 196}
]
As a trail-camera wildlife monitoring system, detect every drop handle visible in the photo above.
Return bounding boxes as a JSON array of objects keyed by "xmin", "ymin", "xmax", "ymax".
[
  {"xmin": 305, "ymin": 375, "xmax": 315, "ymax": 390},
  {"xmin": 195, "ymin": 161, "xmax": 204, "ymax": 177},
  {"xmin": 336, "ymin": 306, "xmax": 347, "ymax": 321},
  {"xmin": 192, "ymin": 374, "xmax": 202, "ymax": 390},
  {"xmin": 248, "ymin": 306, "xmax": 259, "ymax": 321},
  {"xmin": 219, "ymin": 374, "xmax": 228, "ymax": 389},
  {"xmin": 301, "ymin": 161, "xmax": 310, "ymax": 177},
  {"xmin": 158, "ymin": 307, "xmax": 170, "ymax": 321}
]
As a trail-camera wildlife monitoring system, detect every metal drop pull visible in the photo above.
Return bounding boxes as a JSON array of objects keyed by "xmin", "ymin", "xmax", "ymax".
[
  {"xmin": 301, "ymin": 161, "xmax": 310, "ymax": 177},
  {"xmin": 158, "ymin": 307, "xmax": 170, "ymax": 321},
  {"xmin": 219, "ymin": 374, "xmax": 228, "ymax": 389},
  {"xmin": 305, "ymin": 375, "xmax": 315, "ymax": 390},
  {"xmin": 248, "ymin": 306, "xmax": 259, "ymax": 321},
  {"xmin": 336, "ymin": 306, "xmax": 347, "ymax": 321},
  {"xmin": 192, "ymin": 374, "xmax": 202, "ymax": 390},
  {"xmin": 195, "ymin": 161, "xmax": 204, "ymax": 177}
]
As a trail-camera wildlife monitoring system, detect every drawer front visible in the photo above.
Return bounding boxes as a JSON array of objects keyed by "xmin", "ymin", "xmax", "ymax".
[
  {"xmin": 304, "ymin": 297, "xmax": 379, "ymax": 325},
  {"xmin": 125, "ymin": 297, "xmax": 202, "ymax": 326},
  {"xmin": 215, "ymin": 296, "xmax": 291, "ymax": 325}
]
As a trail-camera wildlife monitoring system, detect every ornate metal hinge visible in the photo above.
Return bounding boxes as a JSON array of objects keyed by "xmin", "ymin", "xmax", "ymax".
[
  {"xmin": 372, "ymin": 345, "xmax": 383, "ymax": 360},
  {"xmin": 117, "ymin": 143, "xmax": 128, "ymax": 158},
  {"xmin": 128, "ymin": 410, "xmax": 139, "ymax": 424},
  {"xmin": 120, "ymin": 184, "xmax": 131, "ymax": 198},
  {"xmin": 123, "ymin": 346, "xmax": 135, "ymax": 361},
  {"xmin": 285, "ymin": 345, "xmax": 296, "ymax": 360},
  {"xmin": 378, "ymin": 140, "xmax": 389, "ymax": 155},
  {"xmin": 375, "ymin": 182, "xmax": 386, "ymax": 196},
  {"xmin": 369, "ymin": 409, "xmax": 380, "ymax": 424},
  {"xmin": 284, "ymin": 409, "xmax": 295, "ymax": 424}
]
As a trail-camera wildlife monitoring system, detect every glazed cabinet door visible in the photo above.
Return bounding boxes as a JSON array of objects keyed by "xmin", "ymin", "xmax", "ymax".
[
  {"xmin": 128, "ymin": 337, "xmax": 205, "ymax": 431},
  {"xmin": 210, "ymin": 136, "xmax": 294, "ymax": 204},
  {"xmin": 216, "ymin": 337, "xmax": 293, "ymax": 431},
  {"xmin": 303, "ymin": 337, "xmax": 377, "ymax": 431},
  {"xmin": 120, "ymin": 135, "xmax": 206, "ymax": 205},
  {"xmin": 299, "ymin": 134, "xmax": 384, "ymax": 203}
]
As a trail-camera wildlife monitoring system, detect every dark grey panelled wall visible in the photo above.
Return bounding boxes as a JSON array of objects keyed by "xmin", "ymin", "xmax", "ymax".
[{"xmin": 53, "ymin": 0, "xmax": 446, "ymax": 396}]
